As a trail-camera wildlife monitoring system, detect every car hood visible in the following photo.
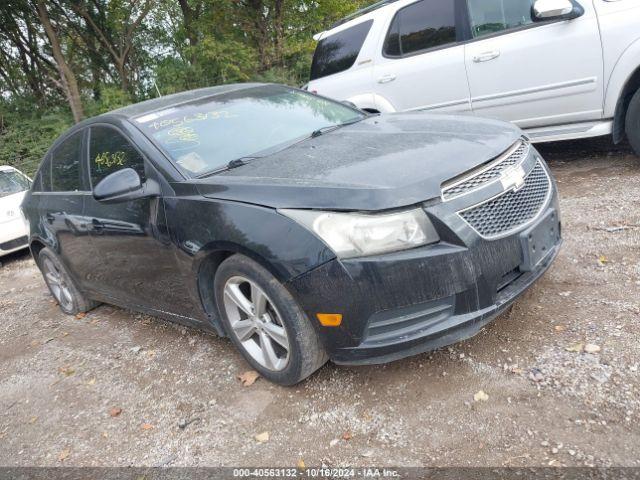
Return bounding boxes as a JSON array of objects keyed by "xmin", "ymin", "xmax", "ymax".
[{"xmin": 192, "ymin": 113, "xmax": 523, "ymax": 211}]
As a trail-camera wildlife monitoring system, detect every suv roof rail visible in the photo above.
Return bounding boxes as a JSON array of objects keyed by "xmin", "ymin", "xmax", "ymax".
[{"xmin": 330, "ymin": 0, "xmax": 401, "ymax": 29}]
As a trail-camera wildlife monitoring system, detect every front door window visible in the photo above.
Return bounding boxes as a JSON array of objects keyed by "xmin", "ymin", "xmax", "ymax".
[{"xmin": 466, "ymin": 0, "xmax": 535, "ymax": 38}]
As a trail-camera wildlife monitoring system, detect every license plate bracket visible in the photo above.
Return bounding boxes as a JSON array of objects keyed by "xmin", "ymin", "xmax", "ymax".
[{"xmin": 520, "ymin": 209, "xmax": 559, "ymax": 272}]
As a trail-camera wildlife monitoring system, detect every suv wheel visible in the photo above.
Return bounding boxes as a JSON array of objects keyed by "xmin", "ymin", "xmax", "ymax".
[
  {"xmin": 38, "ymin": 248, "xmax": 99, "ymax": 315},
  {"xmin": 625, "ymin": 88, "xmax": 640, "ymax": 156},
  {"xmin": 214, "ymin": 254, "xmax": 328, "ymax": 386}
]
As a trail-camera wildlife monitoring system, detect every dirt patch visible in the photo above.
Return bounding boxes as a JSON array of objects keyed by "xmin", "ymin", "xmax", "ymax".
[{"xmin": 0, "ymin": 138, "xmax": 638, "ymax": 467}]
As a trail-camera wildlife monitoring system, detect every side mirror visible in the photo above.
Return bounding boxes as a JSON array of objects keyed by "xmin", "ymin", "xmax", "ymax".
[
  {"xmin": 93, "ymin": 168, "xmax": 159, "ymax": 203},
  {"xmin": 533, "ymin": 0, "xmax": 583, "ymax": 20}
]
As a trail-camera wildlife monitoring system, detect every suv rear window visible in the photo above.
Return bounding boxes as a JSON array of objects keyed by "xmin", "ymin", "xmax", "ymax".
[
  {"xmin": 310, "ymin": 20, "xmax": 373, "ymax": 80},
  {"xmin": 384, "ymin": 0, "xmax": 457, "ymax": 57}
]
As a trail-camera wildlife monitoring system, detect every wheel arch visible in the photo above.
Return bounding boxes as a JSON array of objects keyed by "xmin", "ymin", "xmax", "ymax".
[
  {"xmin": 29, "ymin": 237, "xmax": 52, "ymax": 265},
  {"xmin": 194, "ymin": 242, "xmax": 293, "ymax": 336},
  {"xmin": 612, "ymin": 66, "xmax": 640, "ymax": 144},
  {"xmin": 346, "ymin": 93, "xmax": 396, "ymax": 114},
  {"xmin": 604, "ymin": 38, "xmax": 640, "ymax": 143}
]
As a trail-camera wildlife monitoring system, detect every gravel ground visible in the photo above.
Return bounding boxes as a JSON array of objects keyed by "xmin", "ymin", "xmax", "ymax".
[{"xmin": 0, "ymin": 138, "xmax": 638, "ymax": 468}]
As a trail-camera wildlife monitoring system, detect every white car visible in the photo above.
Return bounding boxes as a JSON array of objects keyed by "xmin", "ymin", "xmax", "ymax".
[
  {"xmin": 307, "ymin": 0, "xmax": 640, "ymax": 155},
  {"xmin": 0, "ymin": 166, "xmax": 31, "ymax": 257}
]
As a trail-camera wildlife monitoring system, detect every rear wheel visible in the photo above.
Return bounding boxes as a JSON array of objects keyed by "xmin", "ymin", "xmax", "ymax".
[
  {"xmin": 625, "ymin": 88, "xmax": 640, "ymax": 156},
  {"xmin": 38, "ymin": 248, "xmax": 99, "ymax": 315},
  {"xmin": 214, "ymin": 254, "xmax": 328, "ymax": 386}
]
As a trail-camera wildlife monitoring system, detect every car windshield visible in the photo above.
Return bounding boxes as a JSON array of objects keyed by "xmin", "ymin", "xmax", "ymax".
[
  {"xmin": 0, "ymin": 170, "xmax": 30, "ymax": 198},
  {"xmin": 135, "ymin": 85, "xmax": 366, "ymax": 176}
]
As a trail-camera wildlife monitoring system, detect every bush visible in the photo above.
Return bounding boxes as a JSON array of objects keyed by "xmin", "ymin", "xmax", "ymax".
[{"xmin": 0, "ymin": 101, "xmax": 72, "ymax": 176}]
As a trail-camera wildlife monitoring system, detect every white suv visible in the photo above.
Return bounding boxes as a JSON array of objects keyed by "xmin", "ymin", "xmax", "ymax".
[{"xmin": 307, "ymin": 0, "xmax": 640, "ymax": 154}]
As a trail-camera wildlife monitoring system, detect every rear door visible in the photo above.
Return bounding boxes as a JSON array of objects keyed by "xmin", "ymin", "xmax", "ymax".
[
  {"xmin": 38, "ymin": 130, "xmax": 94, "ymax": 284},
  {"xmin": 371, "ymin": 0, "xmax": 472, "ymax": 113},
  {"xmin": 463, "ymin": 0, "xmax": 604, "ymax": 128}
]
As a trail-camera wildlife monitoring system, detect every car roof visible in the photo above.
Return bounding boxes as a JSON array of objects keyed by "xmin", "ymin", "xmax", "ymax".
[
  {"xmin": 104, "ymin": 82, "xmax": 267, "ymax": 120},
  {"xmin": 315, "ymin": 0, "xmax": 410, "ymax": 40},
  {"xmin": 329, "ymin": 0, "xmax": 401, "ymax": 30},
  {"xmin": 0, "ymin": 166, "xmax": 18, "ymax": 172}
]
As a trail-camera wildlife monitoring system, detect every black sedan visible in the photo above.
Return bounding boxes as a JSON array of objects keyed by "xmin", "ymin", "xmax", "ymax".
[{"xmin": 22, "ymin": 84, "xmax": 561, "ymax": 385}]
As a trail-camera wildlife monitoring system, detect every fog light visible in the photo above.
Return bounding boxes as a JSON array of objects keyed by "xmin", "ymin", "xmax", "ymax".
[{"xmin": 317, "ymin": 313, "xmax": 343, "ymax": 327}]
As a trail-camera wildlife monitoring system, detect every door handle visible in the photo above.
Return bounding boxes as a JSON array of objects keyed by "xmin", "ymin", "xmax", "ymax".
[
  {"xmin": 473, "ymin": 51, "xmax": 501, "ymax": 63},
  {"xmin": 91, "ymin": 218, "xmax": 105, "ymax": 234},
  {"xmin": 378, "ymin": 74, "xmax": 397, "ymax": 84}
]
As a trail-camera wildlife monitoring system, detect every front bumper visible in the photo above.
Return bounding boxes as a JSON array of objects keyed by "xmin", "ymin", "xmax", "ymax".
[{"xmin": 287, "ymin": 149, "xmax": 562, "ymax": 365}]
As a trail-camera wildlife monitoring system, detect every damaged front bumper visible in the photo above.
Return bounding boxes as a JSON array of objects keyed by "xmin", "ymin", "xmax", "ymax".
[{"xmin": 287, "ymin": 154, "xmax": 562, "ymax": 365}]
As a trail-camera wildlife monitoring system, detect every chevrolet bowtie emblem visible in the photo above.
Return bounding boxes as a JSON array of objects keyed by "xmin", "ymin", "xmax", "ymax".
[{"xmin": 500, "ymin": 165, "xmax": 526, "ymax": 192}]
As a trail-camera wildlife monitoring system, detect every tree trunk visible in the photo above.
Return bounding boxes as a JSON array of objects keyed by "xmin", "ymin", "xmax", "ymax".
[
  {"xmin": 36, "ymin": 0, "xmax": 84, "ymax": 123},
  {"xmin": 178, "ymin": 0, "xmax": 199, "ymax": 49},
  {"xmin": 245, "ymin": 0, "xmax": 271, "ymax": 71},
  {"xmin": 273, "ymin": 0, "xmax": 285, "ymax": 67}
]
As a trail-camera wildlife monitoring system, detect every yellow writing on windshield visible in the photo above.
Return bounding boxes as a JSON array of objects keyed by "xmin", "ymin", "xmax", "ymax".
[
  {"xmin": 168, "ymin": 126, "xmax": 199, "ymax": 143},
  {"xmin": 149, "ymin": 111, "xmax": 237, "ymax": 131}
]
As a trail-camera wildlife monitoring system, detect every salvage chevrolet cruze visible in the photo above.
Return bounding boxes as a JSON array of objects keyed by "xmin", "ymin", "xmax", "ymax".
[{"xmin": 22, "ymin": 84, "xmax": 562, "ymax": 385}]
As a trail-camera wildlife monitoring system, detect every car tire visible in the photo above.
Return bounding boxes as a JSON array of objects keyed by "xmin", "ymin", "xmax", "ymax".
[
  {"xmin": 214, "ymin": 254, "xmax": 328, "ymax": 386},
  {"xmin": 38, "ymin": 248, "xmax": 99, "ymax": 315},
  {"xmin": 625, "ymin": 88, "xmax": 640, "ymax": 156}
]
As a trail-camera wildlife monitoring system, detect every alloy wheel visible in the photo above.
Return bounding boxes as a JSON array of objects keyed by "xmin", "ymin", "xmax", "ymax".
[
  {"xmin": 223, "ymin": 276, "xmax": 290, "ymax": 372},
  {"xmin": 42, "ymin": 258, "xmax": 74, "ymax": 311}
]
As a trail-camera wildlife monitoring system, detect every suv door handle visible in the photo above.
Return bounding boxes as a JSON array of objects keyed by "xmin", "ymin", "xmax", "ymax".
[
  {"xmin": 473, "ymin": 51, "xmax": 501, "ymax": 63},
  {"xmin": 378, "ymin": 74, "xmax": 397, "ymax": 84}
]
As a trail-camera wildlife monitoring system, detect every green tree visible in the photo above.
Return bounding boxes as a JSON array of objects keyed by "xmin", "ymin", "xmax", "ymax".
[{"xmin": 0, "ymin": 0, "xmax": 376, "ymax": 172}]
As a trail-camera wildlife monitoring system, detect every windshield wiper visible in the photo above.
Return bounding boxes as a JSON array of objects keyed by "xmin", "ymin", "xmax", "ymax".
[
  {"xmin": 310, "ymin": 125, "xmax": 340, "ymax": 138},
  {"xmin": 310, "ymin": 116, "xmax": 368, "ymax": 138},
  {"xmin": 227, "ymin": 157, "xmax": 256, "ymax": 169},
  {"xmin": 197, "ymin": 157, "xmax": 258, "ymax": 178}
]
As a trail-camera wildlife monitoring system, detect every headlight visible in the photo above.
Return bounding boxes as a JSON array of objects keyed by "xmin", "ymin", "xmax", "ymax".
[{"xmin": 279, "ymin": 208, "xmax": 439, "ymax": 259}]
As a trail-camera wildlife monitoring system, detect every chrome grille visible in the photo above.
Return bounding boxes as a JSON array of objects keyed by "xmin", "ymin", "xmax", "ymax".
[
  {"xmin": 442, "ymin": 141, "xmax": 530, "ymax": 200},
  {"xmin": 459, "ymin": 161, "xmax": 551, "ymax": 238}
]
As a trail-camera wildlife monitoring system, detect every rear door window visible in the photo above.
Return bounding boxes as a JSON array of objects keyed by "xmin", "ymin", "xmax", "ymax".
[
  {"xmin": 34, "ymin": 156, "xmax": 51, "ymax": 192},
  {"xmin": 310, "ymin": 20, "xmax": 374, "ymax": 80},
  {"xmin": 50, "ymin": 132, "xmax": 83, "ymax": 192},
  {"xmin": 384, "ymin": 0, "xmax": 458, "ymax": 57}
]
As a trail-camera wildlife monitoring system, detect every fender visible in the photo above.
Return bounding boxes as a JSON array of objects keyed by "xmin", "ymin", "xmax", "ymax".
[{"xmin": 604, "ymin": 36, "xmax": 640, "ymax": 118}]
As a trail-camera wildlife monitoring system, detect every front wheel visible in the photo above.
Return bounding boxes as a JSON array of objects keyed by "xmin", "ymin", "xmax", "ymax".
[
  {"xmin": 625, "ymin": 88, "xmax": 640, "ymax": 157},
  {"xmin": 214, "ymin": 254, "xmax": 328, "ymax": 386}
]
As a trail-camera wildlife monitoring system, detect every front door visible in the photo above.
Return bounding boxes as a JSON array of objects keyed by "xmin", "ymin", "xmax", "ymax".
[
  {"xmin": 372, "ymin": 0, "xmax": 471, "ymax": 113},
  {"xmin": 83, "ymin": 124, "xmax": 189, "ymax": 316},
  {"xmin": 464, "ymin": 0, "xmax": 604, "ymax": 128}
]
